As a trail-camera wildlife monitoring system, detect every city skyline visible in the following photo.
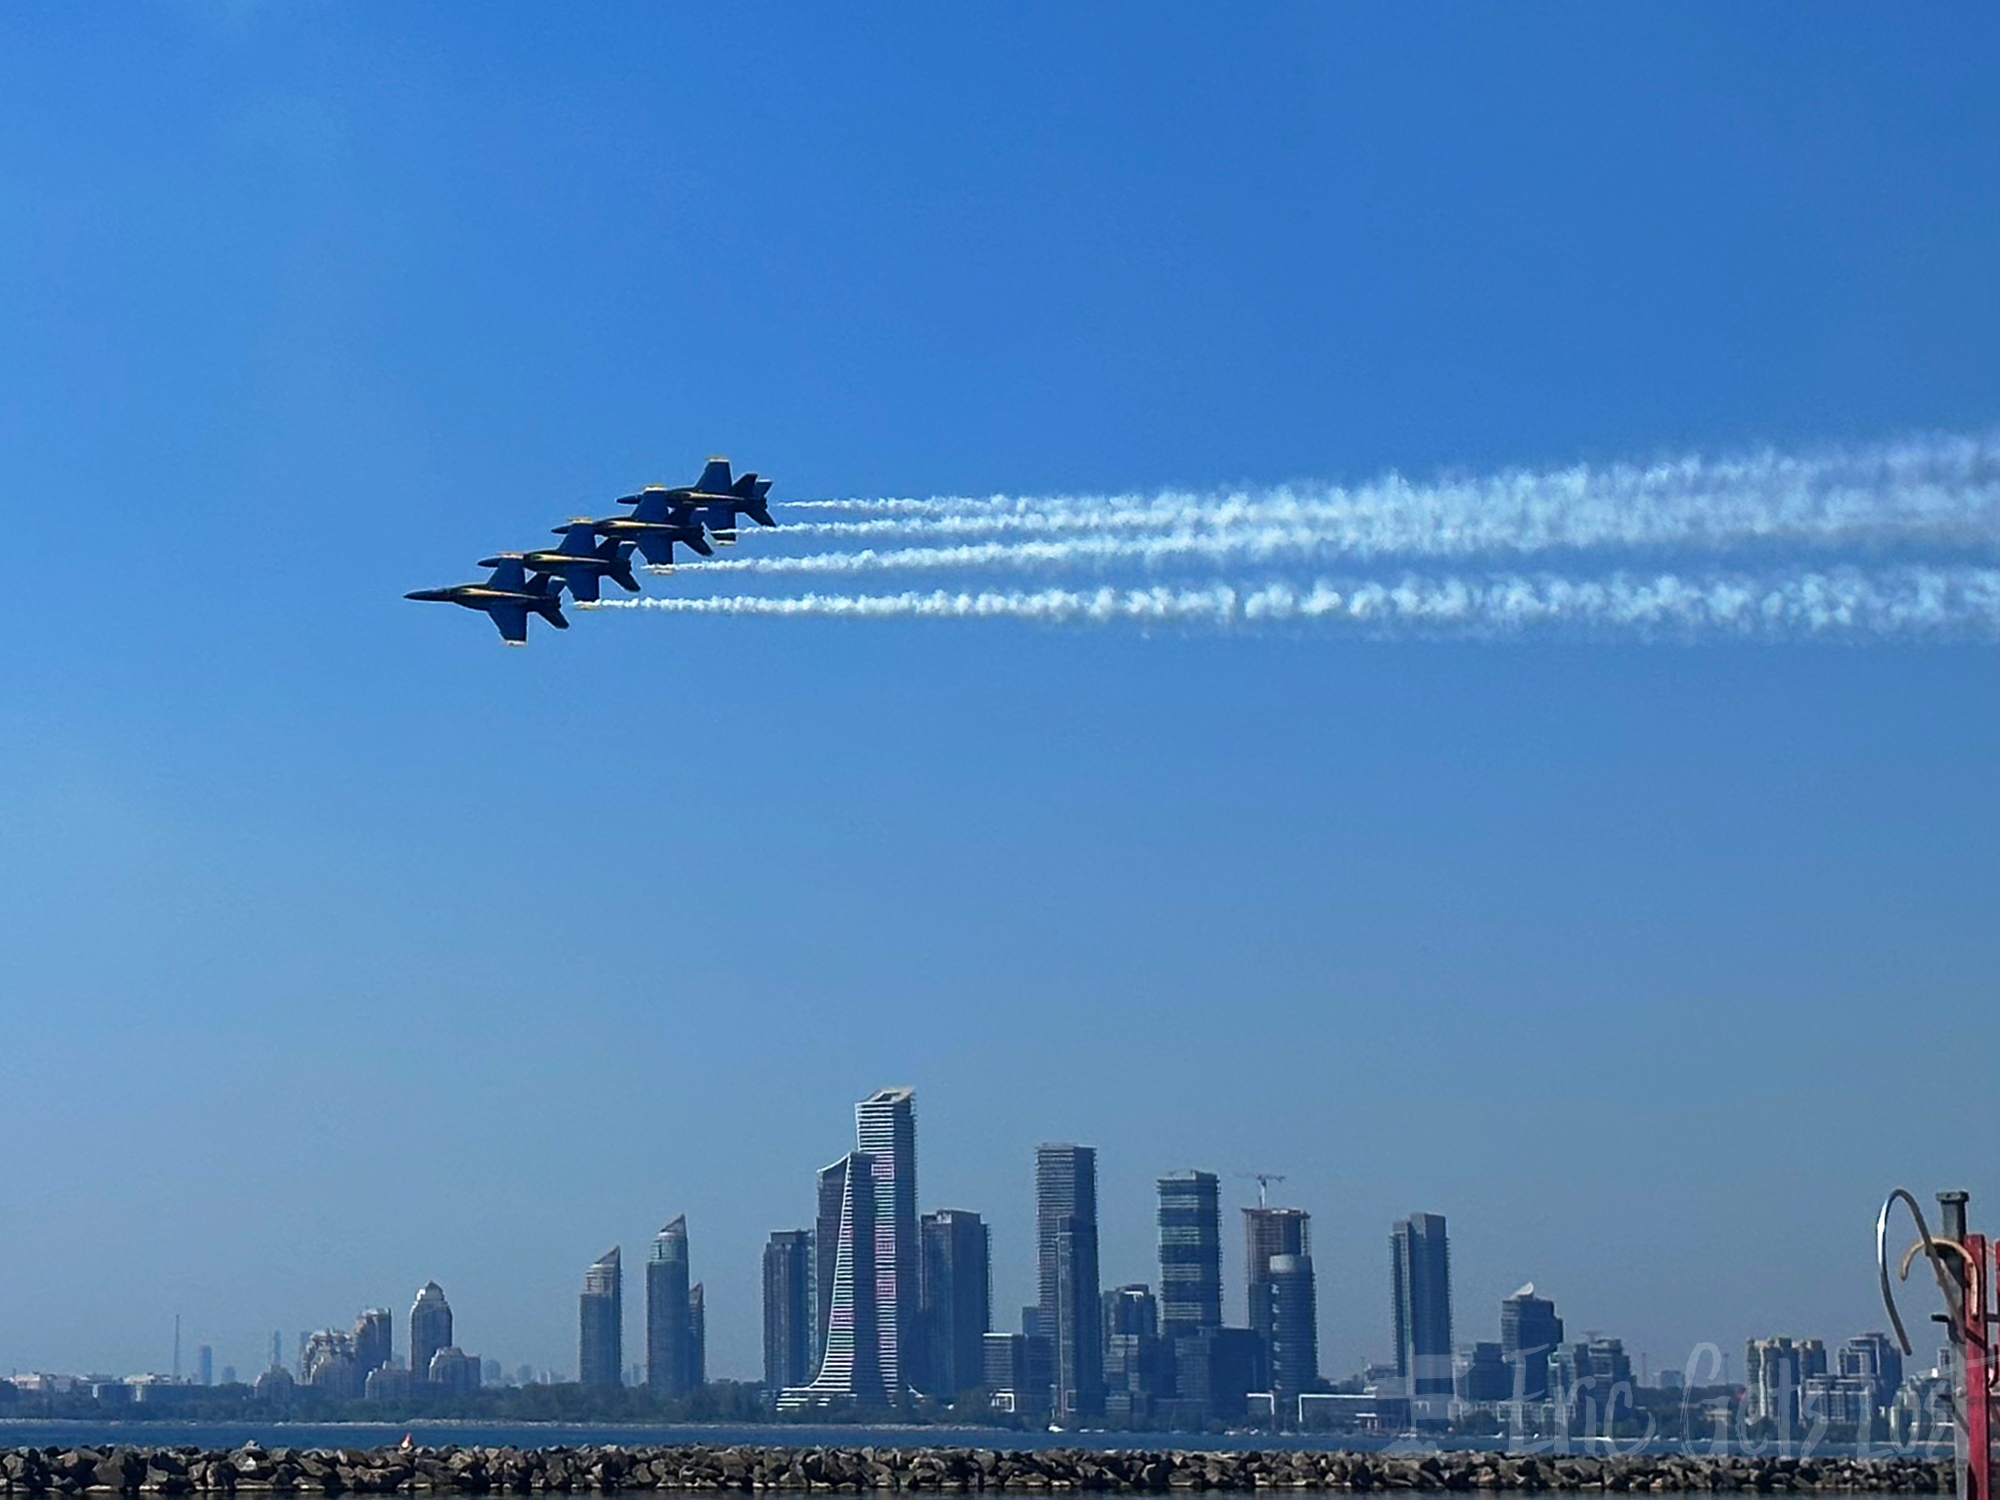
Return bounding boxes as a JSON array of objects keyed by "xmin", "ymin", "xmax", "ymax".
[{"xmin": 17, "ymin": 1092, "xmax": 1969, "ymax": 1401}]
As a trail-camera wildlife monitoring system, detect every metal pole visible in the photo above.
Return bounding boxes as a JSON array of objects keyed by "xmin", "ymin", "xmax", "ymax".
[
  {"xmin": 1940, "ymin": 1195, "xmax": 1973, "ymax": 1500},
  {"xmin": 1959, "ymin": 1231, "xmax": 1990, "ymax": 1500}
]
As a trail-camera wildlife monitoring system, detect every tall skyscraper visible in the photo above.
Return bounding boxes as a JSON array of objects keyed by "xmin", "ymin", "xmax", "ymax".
[
  {"xmin": 856, "ymin": 1086, "xmax": 920, "ymax": 1399},
  {"xmin": 1391, "ymin": 1213, "xmax": 1454, "ymax": 1418},
  {"xmin": 197, "ymin": 1345, "xmax": 214, "ymax": 1387},
  {"xmin": 1158, "ymin": 1172, "xmax": 1222, "ymax": 1341},
  {"xmin": 409, "ymin": 1282, "xmax": 452, "ymax": 1388},
  {"xmin": 783, "ymin": 1087, "xmax": 921, "ymax": 1408},
  {"xmin": 1244, "ymin": 1206, "xmax": 1316, "ymax": 1403},
  {"xmin": 782, "ymin": 1150, "xmax": 883, "ymax": 1406},
  {"xmin": 351, "ymin": 1309, "xmax": 392, "ymax": 1383},
  {"xmin": 579, "ymin": 1246, "xmax": 623, "ymax": 1388},
  {"xmin": 763, "ymin": 1229, "xmax": 814, "ymax": 1392},
  {"xmin": 1037, "ymin": 1144, "xmax": 1103, "ymax": 1420},
  {"xmin": 919, "ymin": 1209, "xmax": 991, "ymax": 1399},
  {"xmin": 646, "ymin": 1217, "xmax": 693, "ymax": 1395},
  {"xmin": 814, "ymin": 1157, "xmax": 848, "ymax": 1367},
  {"xmin": 1263, "ymin": 1253, "xmax": 1319, "ymax": 1406},
  {"xmin": 1500, "ymin": 1284, "xmax": 1564, "ymax": 1401}
]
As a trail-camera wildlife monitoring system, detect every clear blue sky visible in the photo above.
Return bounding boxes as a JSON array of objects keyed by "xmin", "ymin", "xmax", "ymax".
[{"xmin": 1, "ymin": 6, "xmax": 1995, "ymax": 1385}]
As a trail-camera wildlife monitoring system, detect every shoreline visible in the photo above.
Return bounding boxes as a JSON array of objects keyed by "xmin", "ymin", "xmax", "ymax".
[{"xmin": 0, "ymin": 1445, "xmax": 1957, "ymax": 1494}]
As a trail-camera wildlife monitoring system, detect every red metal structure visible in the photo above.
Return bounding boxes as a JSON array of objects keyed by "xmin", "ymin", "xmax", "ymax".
[{"xmin": 1879, "ymin": 1189, "xmax": 1996, "ymax": 1500}]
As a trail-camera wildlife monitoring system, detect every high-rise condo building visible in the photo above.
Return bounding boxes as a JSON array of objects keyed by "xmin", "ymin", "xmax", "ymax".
[
  {"xmin": 646, "ymin": 1217, "xmax": 694, "ymax": 1395},
  {"xmin": 814, "ymin": 1157, "xmax": 847, "ymax": 1367},
  {"xmin": 1500, "ymin": 1284, "xmax": 1564, "ymax": 1400},
  {"xmin": 1263, "ymin": 1253, "xmax": 1319, "ymax": 1407},
  {"xmin": 1158, "ymin": 1172, "xmax": 1222, "ymax": 1341},
  {"xmin": 351, "ymin": 1309, "xmax": 392, "ymax": 1383},
  {"xmin": 781, "ymin": 1150, "xmax": 883, "ymax": 1406},
  {"xmin": 781, "ymin": 1087, "xmax": 920, "ymax": 1408},
  {"xmin": 919, "ymin": 1209, "xmax": 991, "ymax": 1399},
  {"xmin": 409, "ymin": 1282, "xmax": 452, "ymax": 1388},
  {"xmin": 1244, "ymin": 1207, "xmax": 1317, "ymax": 1404},
  {"xmin": 856, "ymin": 1086, "xmax": 920, "ymax": 1399},
  {"xmin": 1037, "ymin": 1144, "xmax": 1103, "ymax": 1420},
  {"xmin": 579, "ymin": 1246, "xmax": 623, "ymax": 1388},
  {"xmin": 1391, "ymin": 1213, "xmax": 1453, "ymax": 1420},
  {"xmin": 763, "ymin": 1229, "xmax": 814, "ymax": 1392}
]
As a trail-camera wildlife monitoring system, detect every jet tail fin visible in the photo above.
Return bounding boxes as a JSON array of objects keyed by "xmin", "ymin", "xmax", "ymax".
[
  {"xmin": 602, "ymin": 539, "xmax": 640, "ymax": 592},
  {"xmin": 696, "ymin": 458, "xmax": 733, "ymax": 496},
  {"xmin": 527, "ymin": 576, "xmax": 570, "ymax": 629}
]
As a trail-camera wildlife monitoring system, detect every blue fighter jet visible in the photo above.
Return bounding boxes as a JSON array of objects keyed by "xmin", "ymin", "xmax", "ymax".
[
  {"xmin": 586, "ymin": 486, "xmax": 717, "ymax": 573},
  {"xmin": 405, "ymin": 556, "xmax": 569, "ymax": 645},
  {"xmin": 490, "ymin": 523, "xmax": 640, "ymax": 604},
  {"xmin": 619, "ymin": 459, "xmax": 776, "ymax": 546}
]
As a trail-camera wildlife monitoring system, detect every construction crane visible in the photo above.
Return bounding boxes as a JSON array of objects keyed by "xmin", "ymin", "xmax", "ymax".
[{"xmin": 1238, "ymin": 1171, "xmax": 1287, "ymax": 1208}]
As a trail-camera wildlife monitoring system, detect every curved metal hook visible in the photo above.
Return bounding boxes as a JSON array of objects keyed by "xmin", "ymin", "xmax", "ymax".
[
  {"xmin": 1900, "ymin": 1236, "xmax": 1975, "ymax": 1282},
  {"xmin": 1878, "ymin": 1188, "xmax": 1965, "ymax": 1357}
]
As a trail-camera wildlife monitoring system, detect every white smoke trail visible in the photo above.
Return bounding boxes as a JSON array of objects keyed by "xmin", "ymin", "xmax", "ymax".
[
  {"xmin": 773, "ymin": 432, "xmax": 2000, "ymax": 558},
  {"xmin": 593, "ymin": 565, "xmax": 2000, "ymax": 639}
]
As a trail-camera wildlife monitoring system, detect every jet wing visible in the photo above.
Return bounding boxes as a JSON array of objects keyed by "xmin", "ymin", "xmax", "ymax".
[
  {"xmin": 484, "ymin": 557, "xmax": 529, "ymax": 592},
  {"xmin": 487, "ymin": 604, "xmax": 530, "ymax": 645}
]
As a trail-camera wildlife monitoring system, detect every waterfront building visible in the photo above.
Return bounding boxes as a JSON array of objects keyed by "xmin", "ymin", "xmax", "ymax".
[
  {"xmin": 427, "ymin": 1345, "xmax": 481, "ymax": 1394},
  {"xmin": 196, "ymin": 1345, "xmax": 213, "ymax": 1387},
  {"xmin": 1459, "ymin": 1341, "xmax": 1511, "ymax": 1403},
  {"xmin": 1263, "ymin": 1251, "xmax": 1320, "ymax": 1407},
  {"xmin": 579, "ymin": 1246, "xmax": 623, "ymax": 1389},
  {"xmin": 1102, "ymin": 1284, "xmax": 1163, "ymax": 1423},
  {"xmin": 763, "ymin": 1229, "xmax": 814, "ymax": 1392},
  {"xmin": 1158, "ymin": 1172, "xmax": 1222, "ymax": 1341},
  {"xmin": 351, "ymin": 1309, "xmax": 391, "ymax": 1383},
  {"xmin": 982, "ymin": 1331, "xmax": 1050, "ymax": 1416},
  {"xmin": 1803, "ymin": 1370, "xmax": 1879, "ymax": 1427},
  {"xmin": 363, "ymin": 1364, "xmax": 412, "ymax": 1402},
  {"xmin": 302, "ymin": 1330, "xmax": 358, "ymax": 1396},
  {"xmin": 782, "ymin": 1149, "xmax": 883, "ymax": 1406},
  {"xmin": 1391, "ymin": 1213, "xmax": 1454, "ymax": 1422},
  {"xmin": 1745, "ymin": 1336, "xmax": 1824, "ymax": 1428},
  {"xmin": 919, "ymin": 1208, "xmax": 991, "ymax": 1399},
  {"xmin": 689, "ymin": 1282, "xmax": 706, "ymax": 1387},
  {"xmin": 1838, "ymin": 1332, "xmax": 1902, "ymax": 1417},
  {"xmin": 1168, "ymin": 1326, "xmax": 1265, "ymax": 1425},
  {"xmin": 1243, "ymin": 1206, "xmax": 1316, "ymax": 1405},
  {"xmin": 1037, "ymin": 1143, "xmax": 1103, "ymax": 1420},
  {"xmin": 1553, "ymin": 1338, "xmax": 1636, "ymax": 1434},
  {"xmin": 646, "ymin": 1217, "xmax": 694, "ymax": 1395},
  {"xmin": 409, "ymin": 1282, "xmax": 452, "ymax": 1388},
  {"xmin": 1500, "ymin": 1284, "xmax": 1563, "ymax": 1401}
]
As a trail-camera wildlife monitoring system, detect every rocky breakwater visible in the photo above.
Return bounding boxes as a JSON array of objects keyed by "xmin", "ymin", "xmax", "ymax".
[{"xmin": 0, "ymin": 1447, "xmax": 1957, "ymax": 1495}]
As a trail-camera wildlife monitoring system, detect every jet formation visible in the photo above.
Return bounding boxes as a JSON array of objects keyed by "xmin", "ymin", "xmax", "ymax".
[{"xmin": 407, "ymin": 459, "xmax": 775, "ymax": 644}]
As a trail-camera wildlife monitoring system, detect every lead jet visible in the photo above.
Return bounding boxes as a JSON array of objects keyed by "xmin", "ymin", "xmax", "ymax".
[
  {"xmin": 618, "ymin": 459, "xmax": 776, "ymax": 546},
  {"xmin": 487, "ymin": 523, "xmax": 640, "ymax": 605},
  {"xmin": 405, "ymin": 556, "xmax": 569, "ymax": 645},
  {"xmin": 586, "ymin": 486, "xmax": 716, "ymax": 573}
]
